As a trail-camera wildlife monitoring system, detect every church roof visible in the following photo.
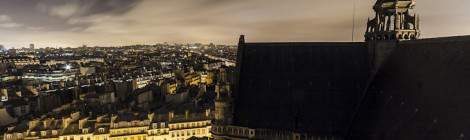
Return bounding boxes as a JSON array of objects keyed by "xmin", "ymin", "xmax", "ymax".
[
  {"xmin": 349, "ymin": 35, "xmax": 470, "ymax": 140},
  {"xmin": 233, "ymin": 41, "xmax": 370, "ymax": 135},
  {"xmin": 232, "ymin": 35, "xmax": 470, "ymax": 139}
]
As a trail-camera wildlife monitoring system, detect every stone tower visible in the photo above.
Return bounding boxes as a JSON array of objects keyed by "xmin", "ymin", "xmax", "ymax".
[
  {"xmin": 365, "ymin": 0, "xmax": 420, "ymax": 41},
  {"xmin": 214, "ymin": 84, "xmax": 233, "ymax": 125}
]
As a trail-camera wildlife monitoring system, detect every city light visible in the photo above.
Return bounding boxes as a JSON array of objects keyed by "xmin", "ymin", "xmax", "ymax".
[{"xmin": 64, "ymin": 64, "xmax": 72, "ymax": 70}]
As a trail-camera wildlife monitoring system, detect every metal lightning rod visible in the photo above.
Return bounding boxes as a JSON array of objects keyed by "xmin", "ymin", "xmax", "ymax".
[{"xmin": 352, "ymin": 0, "xmax": 357, "ymax": 42}]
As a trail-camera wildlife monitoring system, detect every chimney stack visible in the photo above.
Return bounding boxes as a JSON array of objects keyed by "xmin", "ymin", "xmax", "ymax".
[
  {"xmin": 148, "ymin": 112, "xmax": 155, "ymax": 122},
  {"xmin": 60, "ymin": 80, "xmax": 66, "ymax": 88},
  {"xmin": 62, "ymin": 117, "xmax": 72, "ymax": 128},
  {"xmin": 185, "ymin": 110, "xmax": 190, "ymax": 119},
  {"xmin": 28, "ymin": 119, "xmax": 39, "ymax": 130},
  {"xmin": 43, "ymin": 83, "xmax": 50, "ymax": 90},
  {"xmin": 205, "ymin": 109, "xmax": 211, "ymax": 117},
  {"xmin": 168, "ymin": 111, "xmax": 174, "ymax": 122},
  {"xmin": 43, "ymin": 118, "xmax": 53, "ymax": 129},
  {"xmin": 15, "ymin": 91, "xmax": 21, "ymax": 97},
  {"xmin": 78, "ymin": 118, "xmax": 88, "ymax": 129},
  {"xmin": 0, "ymin": 89, "xmax": 8, "ymax": 101}
]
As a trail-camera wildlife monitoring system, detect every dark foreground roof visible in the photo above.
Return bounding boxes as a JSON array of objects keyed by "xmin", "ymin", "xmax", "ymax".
[
  {"xmin": 349, "ymin": 36, "xmax": 470, "ymax": 140},
  {"xmin": 234, "ymin": 42, "xmax": 370, "ymax": 135}
]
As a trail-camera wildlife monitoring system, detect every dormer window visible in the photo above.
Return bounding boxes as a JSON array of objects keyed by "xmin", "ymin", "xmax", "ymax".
[
  {"xmin": 52, "ymin": 130, "xmax": 58, "ymax": 135},
  {"xmin": 99, "ymin": 128, "xmax": 105, "ymax": 133}
]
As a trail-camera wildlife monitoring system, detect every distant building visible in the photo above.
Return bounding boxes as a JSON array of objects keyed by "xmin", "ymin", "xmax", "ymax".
[
  {"xmin": 0, "ymin": 57, "xmax": 40, "ymax": 68},
  {"xmin": 29, "ymin": 44, "xmax": 34, "ymax": 50},
  {"xmin": 22, "ymin": 69, "xmax": 78, "ymax": 82},
  {"xmin": 3, "ymin": 110, "xmax": 213, "ymax": 140}
]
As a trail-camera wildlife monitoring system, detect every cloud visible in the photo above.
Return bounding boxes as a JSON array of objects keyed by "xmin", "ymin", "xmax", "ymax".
[
  {"xmin": 0, "ymin": 14, "xmax": 23, "ymax": 28},
  {"xmin": 27, "ymin": 26, "xmax": 44, "ymax": 31},
  {"xmin": 0, "ymin": 22, "xmax": 22, "ymax": 28},
  {"xmin": 48, "ymin": 3, "xmax": 81, "ymax": 18},
  {"xmin": 0, "ymin": 0, "xmax": 470, "ymax": 48},
  {"xmin": 0, "ymin": 15, "xmax": 12, "ymax": 22}
]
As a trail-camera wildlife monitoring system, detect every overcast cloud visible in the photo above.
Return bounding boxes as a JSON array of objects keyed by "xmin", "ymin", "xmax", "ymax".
[{"xmin": 0, "ymin": 0, "xmax": 469, "ymax": 48}]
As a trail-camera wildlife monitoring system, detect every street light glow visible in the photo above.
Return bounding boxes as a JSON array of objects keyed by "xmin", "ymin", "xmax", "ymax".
[{"xmin": 65, "ymin": 64, "xmax": 72, "ymax": 70}]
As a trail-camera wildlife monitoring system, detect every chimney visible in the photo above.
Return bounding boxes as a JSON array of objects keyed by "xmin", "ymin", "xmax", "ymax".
[
  {"xmin": 205, "ymin": 109, "xmax": 211, "ymax": 117},
  {"xmin": 15, "ymin": 91, "xmax": 21, "ymax": 97},
  {"xmin": 185, "ymin": 110, "xmax": 190, "ymax": 119},
  {"xmin": 43, "ymin": 83, "xmax": 50, "ymax": 90},
  {"xmin": 75, "ymin": 80, "xmax": 80, "ymax": 86},
  {"xmin": 148, "ymin": 112, "xmax": 155, "ymax": 122},
  {"xmin": 0, "ymin": 89, "xmax": 8, "ymax": 100},
  {"xmin": 96, "ymin": 115, "xmax": 105, "ymax": 123},
  {"xmin": 1, "ymin": 88, "xmax": 7, "ymax": 97},
  {"xmin": 215, "ymin": 84, "xmax": 221, "ymax": 96},
  {"xmin": 71, "ymin": 112, "xmax": 80, "ymax": 122},
  {"xmin": 168, "ymin": 111, "xmax": 174, "ymax": 122},
  {"xmin": 78, "ymin": 118, "xmax": 88, "ymax": 129},
  {"xmin": 225, "ymin": 85, "xmax": 231, "ymax": 93},
  {"xmin": 62, "ymin": 117, "xmax": 72, "ymax": 128},
  {"xmin": 238, "ymin": 35, "xmax": 245, "ymax": 45},
  {"xmin": 28, "ymin": 119, "xmax": 39, "ymax": 130},
  {"xmin": 43, "ymin": 118, "xmax": 53, "ymax": 129},
  {"xmin": 111, "ymin": 114, "xmax": 118, "ymax": 124},
  {"xmin": 60, "ymin": 80, "xmax": 66, "ymax": 88}
]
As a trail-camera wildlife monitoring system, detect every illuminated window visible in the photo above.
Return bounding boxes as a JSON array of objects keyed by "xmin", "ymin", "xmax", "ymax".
[{"xmin": 99, "ymin": 128, "xmax": 105, "ymax": 133}]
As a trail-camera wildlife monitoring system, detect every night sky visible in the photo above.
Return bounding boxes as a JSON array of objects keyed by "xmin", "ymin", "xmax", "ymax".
[{"xmin": 0, "ymin": 0, "xmax": 469, "ymax": 48}]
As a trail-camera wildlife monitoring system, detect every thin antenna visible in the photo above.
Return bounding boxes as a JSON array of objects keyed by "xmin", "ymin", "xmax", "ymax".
[{"xmin": 352, "ymin": 0, "xmax": 357, "ymax": 42}]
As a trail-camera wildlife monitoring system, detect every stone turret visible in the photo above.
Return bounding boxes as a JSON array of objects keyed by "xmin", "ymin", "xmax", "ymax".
[
  {"xmin": 365, "ymin": 0, "xmax": 420, "ymax": 41},
  {"xmin": 366, "ymin": 0, "xmax": 421, "ymax": 70},
  {"xmin": 214, "ymin": 83, "xmax": 233, "ymax": 125}
]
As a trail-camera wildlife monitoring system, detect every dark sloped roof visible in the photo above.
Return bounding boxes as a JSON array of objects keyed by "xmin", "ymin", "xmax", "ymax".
[
  {"xmin": 234, "ymin": 42, "xmax": 370, "ymax": 135},
  {"xmin": 349, "ymin": 36, "xmax": 470, "ymax": 140}
]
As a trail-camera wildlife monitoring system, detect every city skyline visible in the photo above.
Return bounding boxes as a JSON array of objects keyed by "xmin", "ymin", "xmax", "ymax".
[
  {"xmin": 3, "ymin": 1, "xmax": 470, "ymax": 140},
  {"xmin": 0, "ymin": 0, "xmax": 470, "ymax": 48}
]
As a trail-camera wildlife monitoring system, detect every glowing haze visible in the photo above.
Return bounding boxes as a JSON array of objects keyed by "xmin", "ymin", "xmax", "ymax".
[{"xmin": 0, "ymin": 0, "xmax": 469, "ymax": 48}]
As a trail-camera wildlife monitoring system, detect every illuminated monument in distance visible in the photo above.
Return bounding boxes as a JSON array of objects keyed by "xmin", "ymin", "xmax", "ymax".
[{"xmin": 365, "ymin": 0, "xmax": 420, "ymax": 41}]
